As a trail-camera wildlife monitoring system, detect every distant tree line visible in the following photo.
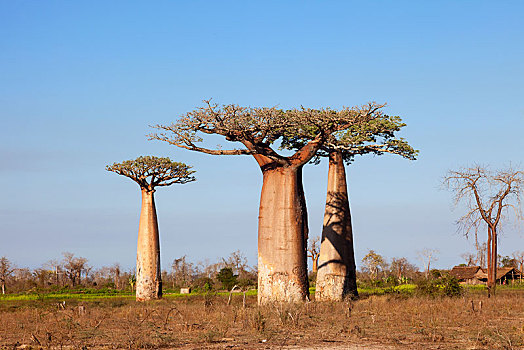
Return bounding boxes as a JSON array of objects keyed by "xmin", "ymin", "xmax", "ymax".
[
  {"xmin": 306, "ymin": 248, "xmax": 524, "ymax": 290},
  {"xmin": 0, "ymin": 250, "xmax": 256, "ymax": 295}
]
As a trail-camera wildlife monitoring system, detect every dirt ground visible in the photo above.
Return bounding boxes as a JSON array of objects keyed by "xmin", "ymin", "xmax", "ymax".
[{"xmin": 1, "ymin": 291, "xmax": 523, "ymax": 350}]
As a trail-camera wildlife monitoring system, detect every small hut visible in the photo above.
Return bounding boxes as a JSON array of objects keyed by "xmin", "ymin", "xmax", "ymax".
[
  {"xmin": 449, "ymin": 266, "xmax": 484, "ymax": 284},
  {"xmin": 477, "ymin": 267, "xmax": 523, "ymax": 285}
]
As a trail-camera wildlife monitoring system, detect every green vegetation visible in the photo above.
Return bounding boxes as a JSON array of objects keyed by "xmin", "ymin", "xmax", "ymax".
[
  {"xmin": 2, "ymin": 282, "xmax": 523, "ymax": 302},
  {"xmin": 415, "ymin": 274, "xmax": 463, "ymax": 297},
  {"xmin": 216, "ymin": 267, "xmax": 237, "ymax": 290},
  {"xmin": 357, "ymin": 284, "xmax": 417, "ymax": 296}
]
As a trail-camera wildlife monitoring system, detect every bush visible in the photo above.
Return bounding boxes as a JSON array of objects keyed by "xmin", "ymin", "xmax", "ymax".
[
  {"xmin": 308, "ymin": 271, "xmax": 317, "ymax": 287},
  {"xmin": 192, "ymin": 277, "xmax": 214, "ymax": 292},
  {"xmin": 216, "ymin": 268, "xmax": 237, "ymax": 290},
  {"xmin": 237, "ymin": 277, "xmax": 256, "ymax": 289},
  {"xmin": 416, "ymin": 274, "xmax": 462, "ymax": 297}
]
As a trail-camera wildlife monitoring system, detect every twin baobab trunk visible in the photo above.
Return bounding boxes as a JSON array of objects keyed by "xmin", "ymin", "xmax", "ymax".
[
  {"xmin": 316, "ymin": 151, "xmax": 358, "ymax": 301},
  {"xmin": 136, "ymin": 189, "xmax": 162, "ymax": 301},
  {"xmin": 258, "ymin": 165, "xmax": 309, "ymax": 304}
]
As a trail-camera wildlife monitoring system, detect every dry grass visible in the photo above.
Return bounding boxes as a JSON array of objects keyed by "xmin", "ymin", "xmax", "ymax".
[{"xmin": 1, "ymin": 290, "xmax": 523, "ymax": 349}]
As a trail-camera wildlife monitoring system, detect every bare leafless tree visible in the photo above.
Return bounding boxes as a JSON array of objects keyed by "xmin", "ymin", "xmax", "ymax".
[
  {"xmin": 460, "ymin": 252, "xmax": 477, "ymax": 266},
  {"xmin": 513, "ymin": 251, "xmax": 524, "ymax": 283},
  {"xmin": 62, "ymin": 252, "xmax": 89, "ymax": 287},
  {"xmin": 223, "ymin": 250, "xmax": 249, "ymax": 277},
  {"xmin": 172, "ymin": 256, "xmax": 194, "ymax": 287},
  {"xmin": 389, "ymin": 257, "xmax": 418, "ymax": 280},
  {"xmin": 417, "ymin": 248, "xmax": 439, "ymax": 278},
  {"xmin": 361, "ymin": 250, "xmax": 387, "ymax": 280},
  {"xmin": 476, "ymin": 242, "xmax": 487, "ymax": 268},
  {"xmin": 0, "ymin": 257, "xmax": 15, "ymax": 294},
  {"xmin": 444, "ymin": 166, "xmax": 524, "ymax": 296},
  {"xmin": 45, "ymin": 259, "xmax": 63, "ymax": 286},
  {"xmin": 110, "ymin": 263, "xmax": 121, "ymax": 289}
]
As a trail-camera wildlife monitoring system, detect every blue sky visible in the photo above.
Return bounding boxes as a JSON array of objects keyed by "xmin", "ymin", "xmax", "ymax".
[{"xmin": 1, "ymin": 1, "xmax": 523, "ymax": 271}]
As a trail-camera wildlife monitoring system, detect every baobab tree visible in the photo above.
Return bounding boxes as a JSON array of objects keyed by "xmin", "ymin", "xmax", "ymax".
[
  {"xmin": 307, "ymin": 236, "xmax": 321, "ymax": 273},
  {"xmin": 150, "ymin": 100, "xmax": 379, "ymax": 303},
  {"xmin": 283, "ymin": 113, "xmax": 417, "ymax": 300},
  {"xmin": 444, "ymin": 166, "xmax": 524, "ymax": 297},
  {"xmin": 107, "ymin": 156, "xmax": 195, "ymax": 301}
]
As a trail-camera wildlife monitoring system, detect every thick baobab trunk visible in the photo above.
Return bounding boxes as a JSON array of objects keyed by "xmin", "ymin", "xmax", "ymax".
[
  {"xmin": 316, "ymin": 151, "xmax": 358, "ymax": 301},
  {"xmin": 136, "ymin": 189, "xmax": 162, "ymax": 301},
  {"xmin": 258, "ymin": 166, "xmax": 309, "ymax": 304}
]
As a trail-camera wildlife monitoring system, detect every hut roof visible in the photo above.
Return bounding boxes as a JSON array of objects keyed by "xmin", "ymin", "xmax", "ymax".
[
  {"xmin": 449, "ymin": 266, "xmax": 482, "ymax": 280},
  {"xmin": 495, "ymin": 267, "xmax": 523, "ymax": 278},
  {"xmin": 475, "ymin": 267, "xmax": 523, "ymax": 280}
]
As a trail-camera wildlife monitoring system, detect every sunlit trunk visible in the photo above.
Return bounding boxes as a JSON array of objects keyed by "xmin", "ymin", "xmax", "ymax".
[
  {"xmin": 136, "ymin": 189, "xmax": 162, "ymax": 301},
  {"xmin": 490, "ymin": 228, "xmax": 498, "ymax": 296},
  {"xmin": 316, "ymin": 151, "xmax": 358, "ymax": 301},
  {"xmin": 312, "ymin": 256, "xmax": 318, "ymax": 273},
  {"xmin": 487, "ymin": 226, "xmax": 495, "ymax": 297},
  {"xmin": 258, "ymin": 166, "xmax": 309, "ymax": 304}
]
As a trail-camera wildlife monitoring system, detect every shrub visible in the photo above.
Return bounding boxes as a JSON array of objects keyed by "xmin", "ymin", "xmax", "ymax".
[
  {"xmin": 416, "ymin": 273, "xmax": 462, "ymax": 297},
  {"xmin": 308, "ymin": 271, "xmax": 317, "ymax": 287},
  {"xmin": 216, "ymin": 268, "xmax": 237, "ymax": 290},
  {"xmin": 192, "ymin": 277, "xmax": 214, "ymax": 292},
  {"xmin": 237, "ymin": 277, "xmax": 256, "ymax": 289}
]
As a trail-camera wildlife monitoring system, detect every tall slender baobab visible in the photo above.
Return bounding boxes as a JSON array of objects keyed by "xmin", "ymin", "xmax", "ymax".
[
  {"xmin": 150, "ymin": 100, "xmax": 380, "ymax": 303},
  {"xmin": 283, "ymin": 113, "xmax": 417, "ymax": 300},
  {"xmin": 107, "ymin": 156, "xmax": 195, "ymax": 301},
  {"xmin": 307, "ymin": 236, "xmax": 321, "ymax": 273},
  {"xmin": 444, "ymin": 166, "xmax": 524, "ymax": 297}
]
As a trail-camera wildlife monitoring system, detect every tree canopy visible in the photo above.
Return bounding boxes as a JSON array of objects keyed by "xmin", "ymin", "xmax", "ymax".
[
  {"xmin": 106, "ymin": 156, "xmax": 195, "ymax": 191},
  {"xmin": 149, "ymin": 100, "xmax": 384, "ymax": 168},
  {"xmin": 281, "ymin": 108, "xmax": 418, "ymax": 163}
]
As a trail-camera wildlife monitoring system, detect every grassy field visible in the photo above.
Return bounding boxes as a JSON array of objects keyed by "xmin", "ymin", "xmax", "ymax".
[
  {"xmin": 1, "ymin": 287, "xmax": 523, "ymax": 349},
  {"xmin": 3, "ymin": 283, "xmax": 521, "ymax": 301}
]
